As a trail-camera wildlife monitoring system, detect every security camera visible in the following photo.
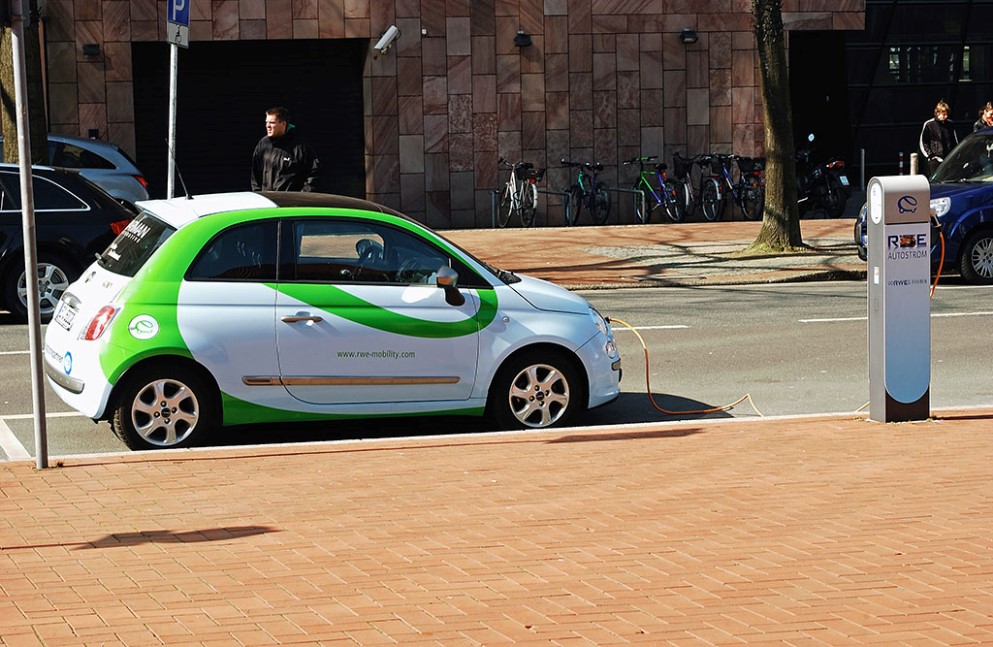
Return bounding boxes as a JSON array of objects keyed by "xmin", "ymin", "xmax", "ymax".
[{"xmin": 373, "ymin": 25, "xmax": 400, "ymax": 54}]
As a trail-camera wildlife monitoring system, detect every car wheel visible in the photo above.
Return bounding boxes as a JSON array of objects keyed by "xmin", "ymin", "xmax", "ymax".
[
  {"xmin": 2, "ymin": 252, "xmax": 74, "ymax": 323},
  {"xmin": 111, "ymin": 365, "xmax": 218, "ymax": 450},
  {"xmin": 489, "ymin": 350, "xmax": 583, "ymax": 429},
  {"xmin": 959, "ymin": 228, "xmax": 993, "ymax": 285}
]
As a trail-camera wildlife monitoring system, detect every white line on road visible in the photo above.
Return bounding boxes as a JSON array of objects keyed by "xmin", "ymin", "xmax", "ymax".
[
  {"xmin": 0, "ymin": 350, "xmax": 30, "ymax": 356},
  {"xmin": 801, "ymin": 311, "xmax": 993, "ymax": 324},
  {"xmin": 0, "ymin": 418, "xmax": 31, "ymax": 461},
  {"xmin": 613, "ymin": 325, "xmax": 690, "ymax": 331}
]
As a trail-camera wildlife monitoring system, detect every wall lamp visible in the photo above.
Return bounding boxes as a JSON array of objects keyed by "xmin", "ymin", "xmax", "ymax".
[
  {"xmin": 514, "ymin": 29, "xmax": 532, "ymax": 47},
  {"xmin": 679, "ymin": 28, "xmax": 698, "ymax": 45},
  {"xmin": 82, "ymin": 42, "xmax": 101, "ymax": 56}
]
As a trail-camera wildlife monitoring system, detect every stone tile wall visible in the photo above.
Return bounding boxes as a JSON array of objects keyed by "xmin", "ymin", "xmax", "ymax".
[{"xmin": 44, "ymin": 0, "xmax": 863, "ymax": 227}]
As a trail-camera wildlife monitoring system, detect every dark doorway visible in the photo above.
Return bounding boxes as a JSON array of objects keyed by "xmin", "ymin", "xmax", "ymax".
[
  {"xmin": 789, "ymin": 31, "xmax": 853, "ymax": 167},
  {"xmin": 132, "ymin": 39, "xmax": 366, "ymax": 199}
]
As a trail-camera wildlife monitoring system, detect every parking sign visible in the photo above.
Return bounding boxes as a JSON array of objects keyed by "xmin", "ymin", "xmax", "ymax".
[{"xmin": 167, "ymin": 0, "xmax": 190, "ymax": 48}]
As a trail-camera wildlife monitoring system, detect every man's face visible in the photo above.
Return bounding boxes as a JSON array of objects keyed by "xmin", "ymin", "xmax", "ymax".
[
  {"xmin": 937, "ymin": 111, "xmax": 948, "ymax": 121},
  {"xmin": 265, "ymin": 114, "xmax": 287, "ymax": 138},
  {"xmin": 984, "ymin": 110, "xmax": 993, "ymax": 124}
]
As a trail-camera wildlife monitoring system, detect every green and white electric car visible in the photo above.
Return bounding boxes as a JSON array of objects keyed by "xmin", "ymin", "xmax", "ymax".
[{"xmin": 44, "ymin": 192, "xmax": 621, "ymax": 450}]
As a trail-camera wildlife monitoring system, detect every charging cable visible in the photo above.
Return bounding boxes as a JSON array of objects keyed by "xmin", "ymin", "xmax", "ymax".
[{"xmin": 609, "ymin": 317, "xmax": 764, "ymax": 417}]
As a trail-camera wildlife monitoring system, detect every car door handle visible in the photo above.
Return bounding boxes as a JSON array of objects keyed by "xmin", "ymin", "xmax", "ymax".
[{"xmin": 281, "ymin": 315, "xmax": 323, "ymax": 324}]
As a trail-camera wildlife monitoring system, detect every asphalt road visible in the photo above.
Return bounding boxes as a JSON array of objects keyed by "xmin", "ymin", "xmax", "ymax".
[{"xmin": 2, "ymin": 280, "xmax": 991, "ymax": 459}]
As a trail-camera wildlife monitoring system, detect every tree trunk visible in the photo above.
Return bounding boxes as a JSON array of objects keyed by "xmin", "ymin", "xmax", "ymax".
[
  {"xmin": 746, "ymin": 0, "xmax": 804, "ymax": 253},
  {"xmin": 1, "ymin": 0, "xmax": 48, "ymax": 165}
]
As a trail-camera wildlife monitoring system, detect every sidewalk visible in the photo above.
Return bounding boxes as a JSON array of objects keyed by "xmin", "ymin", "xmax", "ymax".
[
  {"xmin": 3, "ymin": 409, "xmax": 993, "ymax": 645},
  {"xmin": 446, "ymin": 218, "xmax": 864, "ymax": 290}
]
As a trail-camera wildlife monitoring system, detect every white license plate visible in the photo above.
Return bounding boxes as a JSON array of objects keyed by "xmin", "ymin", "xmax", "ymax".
[
  {"xmin": 54, "ymin": 302, "xmax": 77, "ymax": 330},
  {"xmin": 839, "ymin": 175, "xmax": 850, "ymax": 186}
]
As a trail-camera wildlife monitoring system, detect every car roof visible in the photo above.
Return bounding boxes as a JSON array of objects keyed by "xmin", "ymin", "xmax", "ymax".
[{"xmin": 136, "ymin": 191, "xmax": 407, "ymax": 229}]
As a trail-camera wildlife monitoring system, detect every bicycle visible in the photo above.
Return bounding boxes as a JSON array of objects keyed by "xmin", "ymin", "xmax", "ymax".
[
  {"xmin": 561, "ymin": 159, "xmax": 611, "ymax": 225},
  {"xmin": 497, "ymin": 158, "xmax": 545, "ymax": 227},
  {"xmin": 701, "ymin": 153, "xmax": 765, "ymax": 221},
  {"xmin": 624, "ymin": 155, "xmax": 683, "ymax": 223},
  {"xmin": 672, "ymin": 152, "xmax": 716, "ymax": 221}
]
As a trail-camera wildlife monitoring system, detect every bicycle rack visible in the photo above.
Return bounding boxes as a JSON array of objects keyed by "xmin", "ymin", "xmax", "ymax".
[
  {"xmin": 610, "ymin": 187, "xmax": 646, "ymax": 225},
  {"xmin": 490, "ymin": 187, "xmax": 572, "ymax": 227}
]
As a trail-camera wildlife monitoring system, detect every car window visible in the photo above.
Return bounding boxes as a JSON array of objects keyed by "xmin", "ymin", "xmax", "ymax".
[
  {"xmin": 0, "ymin": 172, "xmax": 88, "ymax": 212},
  {"xmin": 187, "ymin": 220, "xmax": 278, "ymax": 281},
  {"xmin": 99, "ymin": 213, "xmax": 176, "ymax": 277},
  {"xmin": 932, "ymin": 133, "xmax": 993, "ymax": 183},
  {"xmin": 281, "ymin": 219, "xmax": 463, "ymax": 285},
  {"xmin": 52, "ymin": 142, "xmax": 115, "ymax": 170}
]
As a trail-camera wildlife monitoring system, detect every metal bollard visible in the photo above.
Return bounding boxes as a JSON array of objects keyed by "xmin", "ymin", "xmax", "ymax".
[
  {"xmin": 909, "ymin": 152, "xmax": 918, "ymax": 175},
  {"xmin": 898, "ymin": 151, "xmax": 904, "ymax": 175}
]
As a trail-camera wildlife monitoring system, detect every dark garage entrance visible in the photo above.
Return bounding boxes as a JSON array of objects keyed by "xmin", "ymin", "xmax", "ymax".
[{"xmin": 132, "ymin": 39, "xmax": 366, "ymax": 199}]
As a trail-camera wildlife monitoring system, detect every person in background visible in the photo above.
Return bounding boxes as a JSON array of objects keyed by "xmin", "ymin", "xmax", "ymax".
[
  {"xmin": 973, "ymin": 102, "xmax": 993, "ymax": 132},
  {"xmin": 919, "ymin": 99, "xmax": 959, "ymax": 175},
  {"xmin": 251, "ymin": 106, "xmax": 320, "ymax": 192}
]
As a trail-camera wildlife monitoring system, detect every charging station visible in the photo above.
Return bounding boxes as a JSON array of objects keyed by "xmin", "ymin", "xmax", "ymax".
[{"xmin": 866, "ymin": 175, "xmax": 931, "ymax": 422}]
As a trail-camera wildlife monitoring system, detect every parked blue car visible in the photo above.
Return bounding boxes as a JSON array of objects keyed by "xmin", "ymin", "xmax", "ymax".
[{"xmin": 855, "ymin": 126, "xmax": 993, "ymax": 283}]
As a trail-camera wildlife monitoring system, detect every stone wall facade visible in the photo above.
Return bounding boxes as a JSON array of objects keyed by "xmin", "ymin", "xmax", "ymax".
[{"xmin": 44, "ymin": 0, "xmax": 864, "ymax": 227}]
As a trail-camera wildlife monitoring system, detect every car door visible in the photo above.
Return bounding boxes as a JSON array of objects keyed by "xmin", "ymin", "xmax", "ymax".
[{"xmin": 274, "ymin": 217, "xmax": 482, "ymax": 405}]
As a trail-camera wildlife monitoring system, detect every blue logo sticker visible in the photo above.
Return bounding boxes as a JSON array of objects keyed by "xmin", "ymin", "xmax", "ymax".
[
  {"xmin": 897, "ymin": 195, "xmax": 918, "ymax": 214},
  {"xmin": 63, "ymin": 351, "xmax": 73, "ymax": 375}
]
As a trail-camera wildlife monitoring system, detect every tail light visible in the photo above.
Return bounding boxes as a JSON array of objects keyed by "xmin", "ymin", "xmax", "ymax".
[
  {"xmin": 133, "ymin": 175, "xmax": 149, "ymax": 189},
  {"xmin": 110, "ymin": 219, "xmax": 131, "ymax": 235},
  {"xmin": 827, "ymin": 160, "xmax": 846, "ymax": 169},
  {"xmin": 83, "ymin": 305, "xmax": 119, "ymax": 341}
]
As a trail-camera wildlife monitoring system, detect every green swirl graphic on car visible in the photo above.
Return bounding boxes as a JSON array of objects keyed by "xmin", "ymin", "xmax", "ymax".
[{"xmin": 101, "ymin": 207, "xmax": 498, "ymax": 381}]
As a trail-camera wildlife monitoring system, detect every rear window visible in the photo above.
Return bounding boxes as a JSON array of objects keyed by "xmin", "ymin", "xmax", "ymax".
[{"xmin": 98, "ymin": 213, "xmax": 175, "ymax": 277}]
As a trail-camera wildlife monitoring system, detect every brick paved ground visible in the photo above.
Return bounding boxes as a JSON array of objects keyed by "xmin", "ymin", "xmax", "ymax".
[{"xmin": 3, "ymin": 410, "xmax": 993, "ymax": 645}]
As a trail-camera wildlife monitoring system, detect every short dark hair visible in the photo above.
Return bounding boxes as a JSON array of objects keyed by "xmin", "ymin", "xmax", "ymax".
[{"xmin": 266, "ymin": 106, "xmax": 290, "ymax": 122}]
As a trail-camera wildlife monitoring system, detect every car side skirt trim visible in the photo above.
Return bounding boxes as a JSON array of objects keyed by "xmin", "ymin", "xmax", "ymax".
[{"xmin": 243, "ymin": 375, "xmax": 460, "ymax": 386}]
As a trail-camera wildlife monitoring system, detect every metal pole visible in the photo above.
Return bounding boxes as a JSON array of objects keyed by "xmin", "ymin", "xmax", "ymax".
[
  {"xmin": 860, "ymin": 148, "xmax": 866, "ymax": 191},
  {"xmin": 11, "ymin": 0, "xmax": 48, "ymax": 468},
  {"xmin": 167, "ymin": 41, "xmax": 178, "ymax": 198},
  {"xmin": 909, "ymin": 152, "xmax": 919, "ymax": 176}
]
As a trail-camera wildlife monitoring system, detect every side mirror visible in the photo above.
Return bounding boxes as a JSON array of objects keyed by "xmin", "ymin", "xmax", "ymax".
[{"xmin": 436, "ymin": 266, "xmax": 465, "ymax": 306}]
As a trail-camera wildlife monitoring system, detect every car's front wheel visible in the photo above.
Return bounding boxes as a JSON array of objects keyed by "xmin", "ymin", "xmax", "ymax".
[
  {"xmin": 959, "ymin": 228, "xmax": 993, "ymax": 284},
  {"xmin": 489, "ymin": 350, "xmax": 583, "ymax": 429},
  {"xmin": 112, "ymin": 365, "xmax": 218, "ymax": 450}
]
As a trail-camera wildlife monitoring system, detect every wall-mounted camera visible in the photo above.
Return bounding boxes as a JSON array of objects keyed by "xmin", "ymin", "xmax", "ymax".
[{"xmin": 373, "ymin": 25, "xmax": 400, "ymax": 55}]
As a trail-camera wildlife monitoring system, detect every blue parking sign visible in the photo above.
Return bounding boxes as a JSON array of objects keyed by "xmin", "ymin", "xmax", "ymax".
[{"xmin": 169, "ymin": 0, "xmax": 190, "ymax": 26}]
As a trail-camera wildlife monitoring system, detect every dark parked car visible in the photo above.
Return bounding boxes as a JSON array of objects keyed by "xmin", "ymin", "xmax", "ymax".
[
  {"xmin": 0, "ymin": 164, "xmax": 134, "ymax": 322},
  {"xmin": 855, "ymin": 126, "xmax": 993, "ymax": 283}
]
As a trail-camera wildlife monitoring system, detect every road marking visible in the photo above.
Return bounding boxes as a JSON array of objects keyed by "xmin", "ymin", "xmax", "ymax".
[
  {"xmin": 800, "ymin": 311, "xmax": 993, "ymax": 324},
  {"xmin": 0, "ymin": 418, "xmax": 31, "ymax": 461},
  {"xmin": 2, "ymin": 412, "xmax": 86, "ymax": 420},
  {"xmin": 0, "ymin": 350, "xmax": 29, "ymax": 356},
  {"xmin": 613, "ymin": 325, "xmax": 690, "ymax": 331}
]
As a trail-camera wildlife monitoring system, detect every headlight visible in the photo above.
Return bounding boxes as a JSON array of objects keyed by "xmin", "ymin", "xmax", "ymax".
[
  {"xmin": 930, "ymin": 196, "xmax": 951, "ymax": 218},
  {"xmin": 589, "ymin": 307, "xmax": 610, "ymax": 337}
]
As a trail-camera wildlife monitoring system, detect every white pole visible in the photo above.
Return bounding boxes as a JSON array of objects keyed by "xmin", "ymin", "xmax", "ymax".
[
  {"xmin": 11, "ymin": 0, "xmax": 48, "ymax": 468},
  {"xmin": 167, "ymin": 41, "xmax": 178, "ymax": 198}
]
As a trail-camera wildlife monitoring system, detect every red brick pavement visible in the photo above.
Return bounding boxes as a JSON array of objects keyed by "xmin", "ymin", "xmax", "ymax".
[{"xmin": 3, "ymin": 409, "xmax": 993, "ymax": 645}]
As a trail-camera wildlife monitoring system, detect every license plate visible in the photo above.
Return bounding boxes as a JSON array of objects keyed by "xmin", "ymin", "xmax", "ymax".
[
  {"xmin": 54, "ymin": 302, "xmax": 77, "ymax": 330},
  {"xmin": 839, "ymin": 175, "xmax": 850, "ymax": 186}
]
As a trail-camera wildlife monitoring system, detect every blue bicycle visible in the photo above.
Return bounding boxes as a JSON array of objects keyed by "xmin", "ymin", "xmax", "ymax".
[{"xmin": 561, "ymin": 159, "xmax": 611, "ymax": 226}]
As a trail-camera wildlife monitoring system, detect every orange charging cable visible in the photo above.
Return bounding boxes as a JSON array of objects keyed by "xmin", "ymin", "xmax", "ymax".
[{"xmin": 609, "ymin": 317, "xmax": 764, "ymax": 417}]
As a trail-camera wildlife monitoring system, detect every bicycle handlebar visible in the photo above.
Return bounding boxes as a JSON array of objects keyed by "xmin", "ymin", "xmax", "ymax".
[
  {"xmin": 499, "ymin": 157, "xmax": 535, "ymax": 171},
  {"xmin": 561, "ymin": 159, "xmax": 606, "ymax": 172},
  {"xmin": 622, "ymin": 155, "xmax": 658, "ymax": 165}
]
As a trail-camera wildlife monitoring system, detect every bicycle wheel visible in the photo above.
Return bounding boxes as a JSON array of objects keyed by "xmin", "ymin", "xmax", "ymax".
[
  {"xmin": 498, "ymin": 182, "xmax": 515, "ymax": 228},
  {"xmin": 663, "ymin": 179, "xmax": 684, "ymax": 223},
  {"xmin": 519, "ymin": 182, "xmax": 538, "ymax": 227},
  {"xmin": 590, "ymin": 183, "xmax": 611, "ymax": 225},
  {"xmin": 739, "ymin": 175, "xmax": 764, "ymax": 221},
  {"xmin": 632, "ymin": 183, "xmax": 651, "ymax": 224},
  {"xmin": 701, "ymin": 178, "xmax": 722, "ymax": 221},
  {"xmin": 569, "ymin": 185, "xmax": 585, "ymax": 225},
  {"xmin": 679, "ymin": 179, "xmax": 694, "ymax": 217},
  {"xmin": 823, "ymin": 174, "xmax": 846, "ymax": 219}
]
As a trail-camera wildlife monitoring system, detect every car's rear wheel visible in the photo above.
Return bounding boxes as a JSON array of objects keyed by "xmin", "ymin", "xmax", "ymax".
[
  {"xmin": 2, "ymin": 252, "xmax": 73, "ymax": 323},
  {"xmin": 489, "ymin": 350, "xmax": 583, "ymax": 429},
  {"xmin": 959, "ymin": 228, "xmax": 993, "ymax": 284},
  {"xmin": 112, "ymin": 365, "xmax": 218, "ymax": 450}
]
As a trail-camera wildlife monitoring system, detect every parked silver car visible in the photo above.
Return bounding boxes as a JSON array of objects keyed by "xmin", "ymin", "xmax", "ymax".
[{"xmin": 1, "ymin": 133, "xmax": 149, "ymax": 210}]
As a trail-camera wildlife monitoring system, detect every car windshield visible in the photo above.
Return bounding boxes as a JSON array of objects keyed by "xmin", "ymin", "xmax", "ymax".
[
  {"xmin": 98, "ymin": 212, "xmax": 175, "ymax": 277},
  {"xmin": 931, "ymin": 132, "xmax": 993, "ymax": 183}
]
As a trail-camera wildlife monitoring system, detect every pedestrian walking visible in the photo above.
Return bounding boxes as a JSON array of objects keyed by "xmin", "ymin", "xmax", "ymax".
[
  {"xmin": 919, "ymin": 99, "xmax": 959, "ymax": 175},
  {"xmin": 251, "ymin": 106, "xmax": 321, "ymax": 192}
]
